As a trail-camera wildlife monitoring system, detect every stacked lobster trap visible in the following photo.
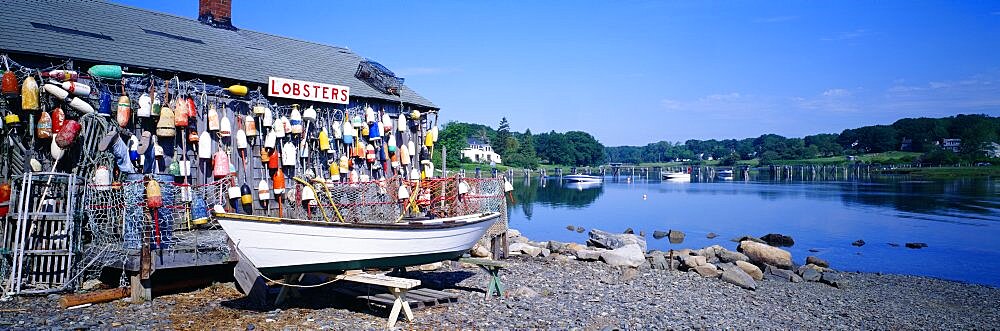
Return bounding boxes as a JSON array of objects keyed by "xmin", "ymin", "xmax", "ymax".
[{"xmin": 0, "ymin": 53, "xmax": 508, "ymax": 297}]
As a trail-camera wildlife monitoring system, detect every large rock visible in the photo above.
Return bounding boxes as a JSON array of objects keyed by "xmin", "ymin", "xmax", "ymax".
[
  {"xmin": 720, "ymin": 267, "xmax": 757, "ymax": 290},
  {"xmin": 852, "ymin": 239, "xmax": 865, "ymax": 247},
  {"xmin": 806, "ymin": 256, "xmax": 829, "ymax": 268},
  {"xmin": 738, "ymin": 240, "xmax": 792, "ymax": 269},
  {"xmin": 576, "ymin": 249, "xmax": 603, "ymax": 261},
  {"xmin": 419, "ymin": 262, "xmax": 443, "ymax": 271},
  {"xmin": 470, "ymin": 243, "xmax": 491, "ymax": 258},
  {"xmin": 706, "ymin": 232, "xmax": 718, "ymax": 239},
  {"xmin": 821, "ymin": 271, "xmax": 844, "ymax": 288},
  {"xmin": 682, "ymin": 255, "xmax": 707, "ymax": 269},
  {"xmin": 693, "ymin": 264, "xmax": 720, "ymax": 278},
  {"xmin": 731, "ymin": 235, "xmax": 766, "ymax": 244},
  {"xmin": 760, "ymin": 233, "xmax": 795, "ymax": 247},
  {"xmin": 648, "ymin": 251, "xmax": 670, "ymax": 270},
  {"xmin": 509, "ymin": 243, "xmax": 542, "ymax": 257},
  {"xmin": 652, "ymin": 230, "xmax": 668, "ymax": 239},
  {"xmin": 507, "ymin": 229, "xmax": 522, "ymax": 238},
  {"xmin": 717, "ymin": 250, "xmax": 749, "ymax": 263},
  {"xmin": 509, "ymin": 286, "xmax": 540, "ymax": 299},
  {"xmin": 801, "ymin": 268, "xmax": 821, "ymax": 282},
  {"xmin": 599, "ymin": 244, "xmax": 646, "ymax": 268},
  {"xmin": 667, "ymin": 230, "xmax": 685, "ymax": 244},
  {"xmin": 588, "ymin": 229, "xmax": 647, "ymax": 251},
  {"xmin": 905, "ymin": 242, "xmax": 928, "ymax": 249},
  {"xmin": 510, "ymin": 236, "xmax": 529, "ymax": 244},
  {"xmin": 766, "ymin": 265, "xmax": 803, "ymax": 283},
  {"xmin": 735, "ymin": 261, "xmax": 763, "ymax": 281}
]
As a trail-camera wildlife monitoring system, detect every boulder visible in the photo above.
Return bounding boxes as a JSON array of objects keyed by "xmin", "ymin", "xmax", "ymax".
[
  {"xmin": 767, "ymin": 266, "xmax": 802, "ymax": 283},
  {"xmin": 470, "ymin": 244, "xmax": 491, "ymax": 258},
  {"xmin": 800, "ymin": 268, "xmax": 821, "ymax": 282},
  {"xmin": 623, "ymin": 228, "xmax": 634, "ymax": 234},
  {"xmin": 510, "ymin": 236, "xmax": 529, "ymax": 244},
  {"xmin": 720, "ymin": 267, "xmax": 757, "ymax": 290},
  {"xmin": 692, "ymin": 264, "xmax": 720, "ymax": 278},
  {"xmin": 547, "ymin": 241, "xmax": 568, "ymax": 253},
  {"xmin": 716, "ymin": 250, "xmax": 749, "ymax": 263},
  {"xmin": 575, "ymin": 226, "xmax": 585, "ymax": 233},
  {"xmin": 731, "ymin": 235, "xmax": 766, "ymax": 244},
  {"xmin": 648, "ymin": 251, "xmax": 670, "ymax": 270},
  {"xmin": 566, "ymin": 225, "xmax": 576, "ymax": 231},
  {"xmin": 682, "ymin": 255, "xmax": 707, "ymax": 269},
  {"xmin": 564, "ymin": 242, "xmax": 586, "ymax": 252},
  {"xmin": 738, "ymin": 240, "xmax": 792, "ymax": 269},
  {"xmin": 735, "ymin": 261, "xmax": 763, "ymax": 281},
  {"xmin": 821, "ymin": 272, "xmax": 844, "ymax": 288},
  {"xmin": 652, "ymin": 230, "xmax": 668, "ymax": 239},
  {"xmin": 599, "ymin": 244, "xmax": 646, "ymax": 268},
  {"xmin": 509, "ymin": 243, "xmax": 542, "ymax": 257},
  {"xmin": 706, "ymin": 232, "xmax": 718, "ymax": 239},
  {"xmin": 760, "ymin": 233, "xmax": 795, "ymax": 247},
  {"xmin": 576, "ymin": 249, "xmax": 603, "ymax": 261},
  {"xmin": 672, "ymin": 248, "xmax": 694, "ymax": 257},
  {"xmin": 806, "ymin": 256, "xmax": 829, "ymax": 268},
  {"xmin": 588, "ymin": 229, "xmax": 647, "ymax": 251},
  {"xmin": 852, "ymin": 239, "xmax": 865, "ymax": 247},
  {"xmin": 905, "ymin": 242, "xmax": 928, "ymax": 249},
  {"xmin": 667, "ymin": 230, "xmax": 685, "ymax": 244},
  {"xmin": 539, "ymin": 248, "xmax": 551, "ymax": 257},
  {"xmin": 715, "ymin": 262, "xmax": 738, "ymax": 272},
  {"xmin": 507, "ymin": 229, "xmax": 522, "ymax": 238}
]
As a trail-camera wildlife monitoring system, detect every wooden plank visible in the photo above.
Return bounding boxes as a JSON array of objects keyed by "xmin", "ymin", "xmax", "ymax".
[
  {"xmin": 59, "ymin": 288, "xmax": 129, "ymax": 308},
  {"xmin": 232, "ymin": 253, "xmax": 268, "ymax": 308},
  {"xmin": 336, "ymin": 273, "xmax": 420, "ymax": 289},
  {"xmin": 458, "ymin": 257, "xmax": 507, "ymax": 268}
]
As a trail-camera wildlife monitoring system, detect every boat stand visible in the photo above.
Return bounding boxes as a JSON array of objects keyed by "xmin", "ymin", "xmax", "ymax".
[{"xmin": 459, "ymin": 257, "xmax": 508, "ymax": 299}]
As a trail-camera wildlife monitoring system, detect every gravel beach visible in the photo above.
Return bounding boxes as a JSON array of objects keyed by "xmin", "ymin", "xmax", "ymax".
[{"xmin": 2, "ymin": 251, "xmax": 999, "ymax": 330}]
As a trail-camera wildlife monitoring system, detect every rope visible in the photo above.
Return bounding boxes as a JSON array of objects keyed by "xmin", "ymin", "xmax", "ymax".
[{"xmin": 258, "ymin": 273, "xmax": 341, "ymax": 289}]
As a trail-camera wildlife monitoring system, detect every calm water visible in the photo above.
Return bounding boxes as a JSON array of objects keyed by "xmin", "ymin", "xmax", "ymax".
[{"xmin": 506, "ymin": 175, "xmax": 1000, "ymax": 286}]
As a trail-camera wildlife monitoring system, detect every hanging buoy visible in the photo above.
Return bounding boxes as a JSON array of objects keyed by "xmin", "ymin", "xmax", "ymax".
[
  {"xmin": 87, "ymin": 65, "xmax": 140, "ymax": 80},
  {"xmin": 318, "ymin": 128, "xmax": 331, "ymax": 152},
  {"xmin": 3, "ymin": 113, "xmax": 19, "ymax": 127},
  {"xmin": 430, "ymin": 125, "xmax": 439, "ymax": 142},
  {"xmin": 387, "ymin": 134, "xmax": 397, "ymax": 153},
  {"xmin": 117, "ymin": 95, "xmax": 131, "ymax": 128},
  {"xmin": 0, "ymin": 182, "xmax": 11, "ymax": 217},
  {"xmin": 260, "ymin": 146, "xmax": 271, "ymax": 164},
  {"xmin": 51, "ymin": 107, "xmax": 65, "ymax": 133},
  {"xmin": 299, "ymin": 140, "xmax": 310, "ymax": 158},
  {"xmin": 29, "ymin": 158, "xmax": 42, "ymax": 172},
  {"xmin": 50, "ymin": 139, "xmax": 64, "ymax": 160},
  {"xmin": 219, "ymin": 112, "xmax": 232, "ymax": 138},
  {"xmin": 281, "ymin": 142, "xmax": 296, "ymax": 167},
  {"xmin": 44, "ymin": 84, "xmax": 94, "ymax": 114},
  {"xmin": 207, "ymin": 104, "xmax": 219, "ymax": 131},
  {"xmin": 273, "ymin": 168, "xmax": 286, "ymax": 194},
  {"xmin": 128, "ymin": 136, "xmax": 139, "ymax": 163},
  {"xmin": 333, "ymin": 120, "xmax": 343, "ymax": 139},
  {"xmin": 198, "ymin": 131, "xmax": 212, "ymax": 159},
  {"xmin": 146, "ymin": 178, "xmax": 163, "ymax": 207},
  {"xmin": 369, "ymin": 121, "xmax": 381, "ymax": 141},
  {"xmin": 410, "ymin": 110, "xmax": 421, "ymax": 120},
  {"xmin": 424, "ymin": 131, "xmax": 434, "ymax": 147},
  {"xmin": 301, "ymin": 184, "xmax": 315, "ymax": 204},
  {"xmin": 156, "ymin": 105, "xmax": 175, "ymax": 137},
  {"xmin": 21, "ymin": 76, "xmax": 39, "ymax": 111},
  {"xmin": 361, "ymin": 122, "xmax": 370, "ymax": 138},
  {"xmin": 137, "ymin": 93, "xmax": 151, "ymax": 118},
  {"xmin": 409, "ymin": 168, "xmax": 421, "ymax": 180},
  {"xmin": 98, "ymin": 89, "xmax": 112, "ymax": 116},
  {"xmin": 391, "ymin": 152, "xmax": 400, "ymax": 169},
  {"xmin": 264, "ymin": 130, "xmax": 277, "ymax": 149},
  {"xmin": 1, "ymin": 70, "xmax": 18, "ymax": 96},
  {"xmin": 400, "ymin": 144, "xmax": 410, "ymax": 166},
  {"xmin": 225, "ymin": 84, "xmax": 248, "ymax": 96},
  {"xmin": 257, "ymin": 179, "xmax": 271, "ymax": 202},
  {"xmin": 268, "ymin": 148, "xmax": 280, "ymax": 169},
  {"xmin": 36, "ymin": 111, "xmax": 52, "ymax": 139},
  {"xmin": 342, "ymin": 120, "xmax": 354, "ymax": 144},
  {"xmin": 236, "ymin": 127, "xmax": 249, "ymax": 149},
  {"xmin": 302, "ymin": 105, "xmax": 317, "ymax": 122},
  {"xmin": 188, "ymin": 130, "xmax": 199, "ymax": 144},
  {"xmin": 228, "ymin": 183, "xmax": 241, "ymax": 212},
  {"xmin": 351, "ymin": 114, "xmax": 363, "ymax": 128},
  {"xmin": 55, "ymin": 120, "xmax": 81, "ymax": 148},
  {"xmin": 339, "ymin": 156, "xmax": 349, "ymax": 175},
  {"xmin": 397, "ymin": 184, "xmax": 410, "ymax": 200},
  {"xmin": 262, "ymin": 108, "xmax": 273, "ymax": 128},
  {"xmin": 40, "ymin": 70, "xmax": 80, "ymax": 82},
  {"xmin": 240, "ymin": 182, "xmax": 253, "ymax": 215},
  {"xmin": 213, "ymin": 150, "xmax": 230, "ymax": 178},
  {"xmin": 397, "ymin": 115, "xmax": 406, "ymax": 133},
  {"xmin": 281, "ymin": 116, "xmax": 291, "ymax": 135},
  {"xmin": 365, "ymin": 144, "xmax": 376, "ymax": 163},
  {"xmin": 364, "ymin": 105, "xmax": 375, "ymax": 124},
  {"xmin": 381, "ymin": 113, "xmax": 393, "ymax": 132},
  {"xmin": 244, "ymin": 115, "xmax": 258, "ymax": 137},
  {"xmin": 253, "ymin": 103, "xmax": 268, "ymax": 116},
  {"xmin": 151, "ymin": 92, "xmax": 161, "ymax": 117},
  {"xmin": 290, "ymin": 104, "xmax": 303, "ymax": 134},
  {"xmin": 186, "ymin": 97, "xmax": 196, "ymax": 121},
  {"xmin": 274, "ymin": 116, "xmax": 287, "ymax": 138},
  {"xmin": 458, "ymin": 180, "xmax": 471, "ymax": 195},
  {"xmin": 407, "ymin": 141, "xmax": 416, "ymax": 157},
  {"xmin": 174, "ymin": 96, "xmax": 189, "ymax": 127},
  {"xmin": 60, "ymin": 81, "xmax": 91, "ymax": 98}
]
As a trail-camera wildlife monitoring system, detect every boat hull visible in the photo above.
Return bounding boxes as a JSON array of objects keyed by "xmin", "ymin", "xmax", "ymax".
[
  {"xmin": 564, "ymin": 175, "xmax": 602, "ymax": 183},
  {"xmin": 215, "ymin": 212, "xmax": 501, "ymax": 275}
]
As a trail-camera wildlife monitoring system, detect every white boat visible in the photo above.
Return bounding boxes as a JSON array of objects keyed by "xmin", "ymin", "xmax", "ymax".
[
  {"xmin": 214, "ymin": 211, "xmax": 502, "ymax": 275},
  {"xmin": 563, "ymin": 174, "xmax": 603, "ymax": 183},
  {"xmin": 717, "ymin": 169, "xmax": 734, "ymax": 180},
  {"xmin": 661, "ymin": 172, "xmax": 691, "ymax": 182}
]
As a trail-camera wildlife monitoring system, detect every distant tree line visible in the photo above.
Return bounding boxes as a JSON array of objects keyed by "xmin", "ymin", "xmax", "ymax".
[
  {"xmin": 435, "ymin": 118, "xmax": 606, "ymax": 168},
  {"xmin": 606, "ymin": 114, "xmax": 1000, "ymax": 165}
]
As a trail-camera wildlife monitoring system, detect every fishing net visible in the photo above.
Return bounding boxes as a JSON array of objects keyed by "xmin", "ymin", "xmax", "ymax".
[{"xmin": 355, "ymin": 59, "xmax": 405, "ymax": 95}]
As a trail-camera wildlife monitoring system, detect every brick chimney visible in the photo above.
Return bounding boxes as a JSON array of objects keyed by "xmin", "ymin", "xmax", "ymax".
[{"xmin": 198, "ymin": 0, "xmax": 234, "ymax": 29}]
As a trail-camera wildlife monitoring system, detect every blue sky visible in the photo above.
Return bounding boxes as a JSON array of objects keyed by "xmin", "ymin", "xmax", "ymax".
[{"xmin": 115, "ymin": 1, "xmax": 1000, "ymax": 146}]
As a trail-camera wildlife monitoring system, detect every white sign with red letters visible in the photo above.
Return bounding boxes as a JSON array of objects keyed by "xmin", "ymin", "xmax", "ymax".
[{"xmin": 268, "ymin": 77, "xmax": 350, "ymax": 104}]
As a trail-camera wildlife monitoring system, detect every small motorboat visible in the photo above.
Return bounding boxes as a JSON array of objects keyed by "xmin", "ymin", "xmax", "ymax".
[
  {"xmin": 563, "ymin": 174, "xmax": 603, "ymax": 183},
  {"xmin": 716, "ymin": 169, "xmax": 734, "ymax": 180},
  {"xmin": 214, "ymin": 211, "xmax": 502, "ymax": 275},
  {"xmin": 661, "ymin": 172, "xmax": 691, "ymax": 182}
]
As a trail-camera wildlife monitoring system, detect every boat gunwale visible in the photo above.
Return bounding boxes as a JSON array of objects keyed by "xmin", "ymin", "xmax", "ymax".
[{"xmin": 211, "ymin": 211, "xmax": 502, "ymax": 230}]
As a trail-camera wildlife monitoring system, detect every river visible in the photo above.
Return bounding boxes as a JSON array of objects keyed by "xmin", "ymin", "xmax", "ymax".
[{"xmin": 505, "ymin": 174, "xmax": 1000, "ymax": 286}]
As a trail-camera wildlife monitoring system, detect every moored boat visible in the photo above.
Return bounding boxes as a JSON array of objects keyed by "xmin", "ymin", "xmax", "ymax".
[
  {"xmin": 716, "ymin": 169, "xmax": 734, "ymax": 180},
  {"xmin": 214, "ymin": 211, "xmax": 502, "ymax": 275},
  {"xmin": 662, "ymin": 172, "xmax": 691, "ymax": 182},
  {"xmin": 563, "ymin": 174, "xmax": 603, "ymax": 183}
]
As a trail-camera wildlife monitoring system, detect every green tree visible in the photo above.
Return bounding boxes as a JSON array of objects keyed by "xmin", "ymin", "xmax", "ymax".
[{"xmin": 494, "ymin": 117, "xmax": 511, "ymax": 157}]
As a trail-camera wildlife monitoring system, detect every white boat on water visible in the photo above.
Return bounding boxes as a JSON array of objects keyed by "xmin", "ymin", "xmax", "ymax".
[
  {"xmin": 214, "ymin": 211, "xmax": 502, "ymax": 275},
  {"xmin": 661, "ymin": 172, "xmax": 691, "ymax": 182},
  {"xmin": 564, "ymin": 174, "xmax": 603, "ymax": 183},
  {"xmin": 717, "ymin": 169, "xmax": 734, "ymax": 180}
]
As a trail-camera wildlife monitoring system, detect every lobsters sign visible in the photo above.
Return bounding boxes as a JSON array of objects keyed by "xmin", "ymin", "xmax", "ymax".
[{"xmin": 268, "ymin": 77, "xmax": 350, "ymax": 105}]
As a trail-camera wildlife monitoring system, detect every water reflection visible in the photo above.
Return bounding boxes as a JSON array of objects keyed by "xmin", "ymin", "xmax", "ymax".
[{"xmin": 509, "ymin": 177, "xmax": 605, "ymax": 219}]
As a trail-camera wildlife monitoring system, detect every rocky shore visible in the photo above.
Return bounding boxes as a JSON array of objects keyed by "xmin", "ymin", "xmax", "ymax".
[{"xmin": 2, "ymin": 229, "xmax": 999, "ymax": 330}]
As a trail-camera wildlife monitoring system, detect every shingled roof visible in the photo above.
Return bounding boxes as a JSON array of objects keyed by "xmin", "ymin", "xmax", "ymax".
[{"xmin": 0, "ymin": 0, "xmax": 437, "ymax": 109}]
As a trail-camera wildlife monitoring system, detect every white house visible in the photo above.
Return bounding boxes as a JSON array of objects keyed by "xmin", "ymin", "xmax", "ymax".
[{"xmin": 461, "ymin": 138, "xmax": 502, "ymax": 164}]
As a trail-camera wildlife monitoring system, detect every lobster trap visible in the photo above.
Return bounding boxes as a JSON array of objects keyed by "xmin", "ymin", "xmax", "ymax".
[
  {"xmin": 1, "ymin": 172, "xmax": 83, "ymax": 295},
  {"xmin": 356, "ymin": 59, "xmax": 405, "ymax": 95}
]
